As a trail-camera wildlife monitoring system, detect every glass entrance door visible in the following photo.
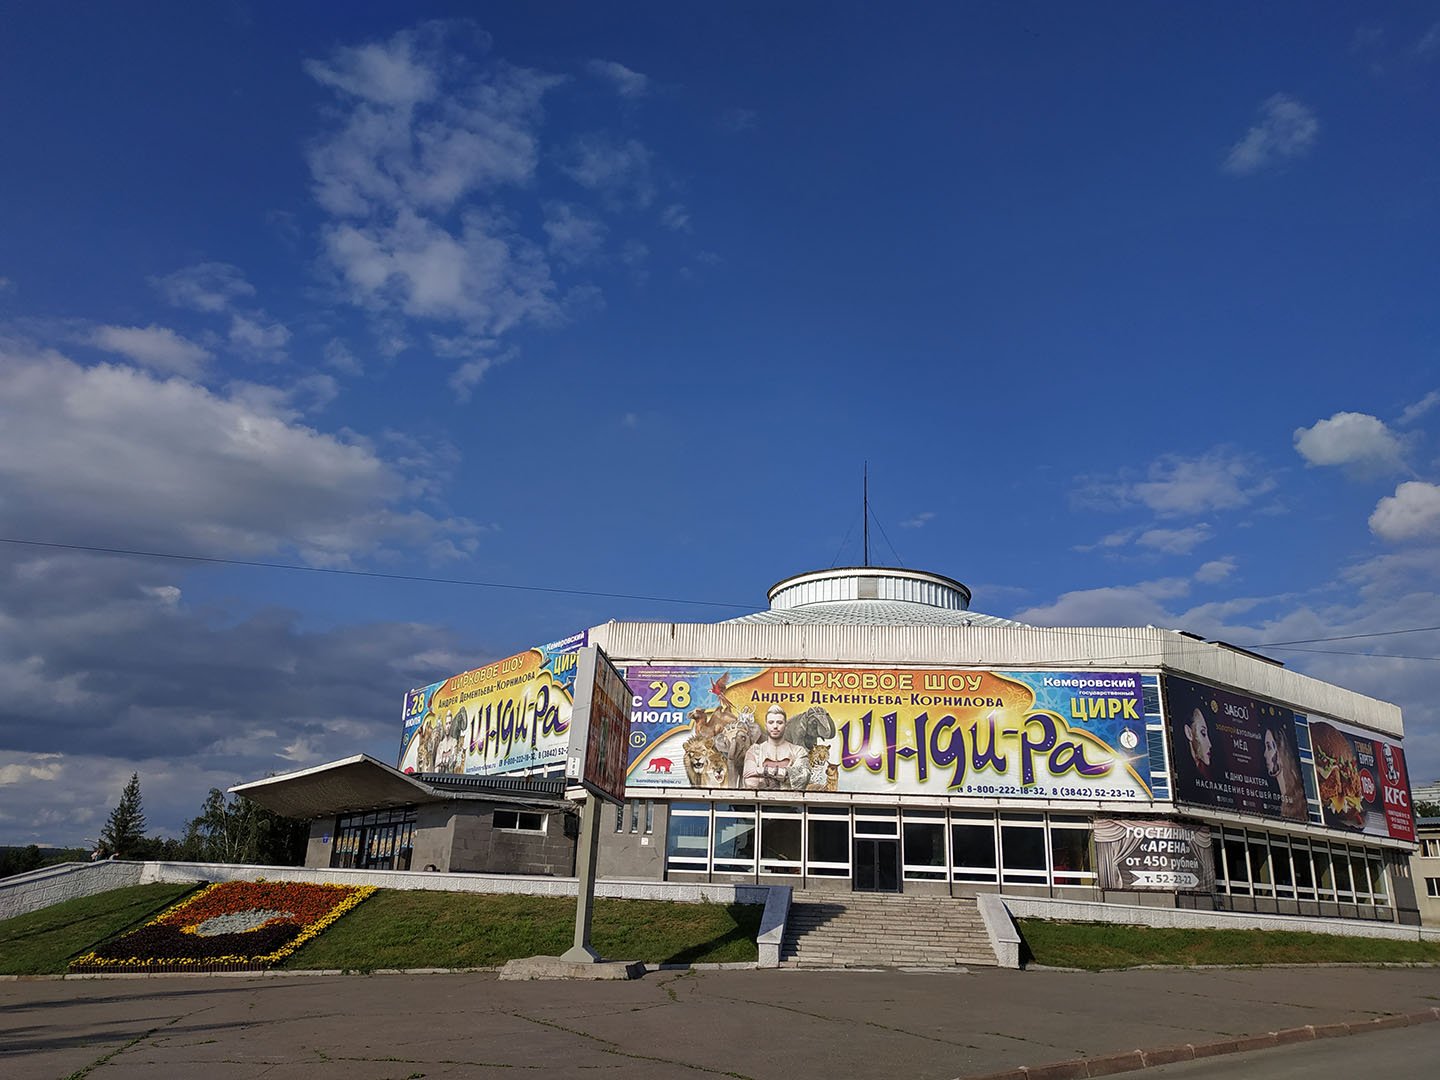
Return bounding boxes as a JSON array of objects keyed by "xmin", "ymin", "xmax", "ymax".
[{"xmin": 854, "ymin": 838, "xmax": 901, "ymax": 892}]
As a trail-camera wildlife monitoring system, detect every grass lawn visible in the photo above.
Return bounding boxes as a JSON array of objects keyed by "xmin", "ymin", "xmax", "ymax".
[
  {"xmin": 1018, "ymin": 919, "xmax": 1440, "ymax": 971},
  {"xmin": 285, "ymin": 891, "xmax": 763, "ymax": 971},
  {"xmin": 0, "ymin": 883, "xmax": 197, "ymax": 975}
]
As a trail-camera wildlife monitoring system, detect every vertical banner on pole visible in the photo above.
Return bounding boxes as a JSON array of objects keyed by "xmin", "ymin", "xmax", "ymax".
[
  {"xmin": 562, "ymin": 647, "xmax": 633, "ymax": 962},
  {"xmin": 566, "ymin": 646, "xmax": 633, "ymax": 805}
]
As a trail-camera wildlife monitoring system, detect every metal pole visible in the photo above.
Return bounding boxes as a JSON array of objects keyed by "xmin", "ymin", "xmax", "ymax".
[{"xmin": 561, "ymin": 794, "xmax": 602, "ymax": 962}]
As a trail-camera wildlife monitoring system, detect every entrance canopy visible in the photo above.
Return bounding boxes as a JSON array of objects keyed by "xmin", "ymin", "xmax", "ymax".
[
  {"xmin": 232, "ymin": 754, "xmax": 573, "ymax": 820},
  {"xmin": 230, "ymin": 755, "xmax": 440, "ymax": 820}
]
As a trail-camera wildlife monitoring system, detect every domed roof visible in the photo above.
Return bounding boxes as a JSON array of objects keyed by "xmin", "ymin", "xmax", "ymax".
[{"xmin": 723, "ymin": 567, "xmax": 1029, "ymax": 629}]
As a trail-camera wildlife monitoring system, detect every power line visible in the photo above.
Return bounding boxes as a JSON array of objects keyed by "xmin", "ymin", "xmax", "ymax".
[
  {"xmin": 1253, "ymin": 626, "xmax": 1440, "ymax": 647},
  {"xmin": 1259, "ymin": 645, "xmax": 1440, "ymax": 662},
  {"xmin": 5, "ymin": 534, "xmax": 1440, "ymax": 659},
  {"xmin": 0, "ymin": 537, "xmax": 754, "ymax": 610}
]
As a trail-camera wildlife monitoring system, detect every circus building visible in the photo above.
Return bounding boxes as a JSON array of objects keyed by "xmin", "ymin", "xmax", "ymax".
[{"xmin": 235, "ymin": 565, "xmax": 1423, "ymax": 925}]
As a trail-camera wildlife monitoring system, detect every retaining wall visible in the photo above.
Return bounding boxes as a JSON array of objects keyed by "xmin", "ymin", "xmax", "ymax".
[
  {"xmin": 1, "ymin": 861, "xmax": 789, "ymax": 966},
  {"xmin": 0, "ymin": 862, "xmax": 143, "ymax": 921}
]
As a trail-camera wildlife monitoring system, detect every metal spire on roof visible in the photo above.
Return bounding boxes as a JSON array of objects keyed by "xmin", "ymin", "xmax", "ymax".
[{"xmin": 863, "ymin": 461, "xmax": 870, "ymax": 567}]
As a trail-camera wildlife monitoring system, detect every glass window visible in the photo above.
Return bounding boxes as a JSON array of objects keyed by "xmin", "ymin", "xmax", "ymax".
[
  {"xmin": 713, "ymin": 813, "xmax": 756, "ymax": 873},
  {"xmin": 1333, "ymin": 848, "xmax": 1353, "ymax": 901},
  {"xmin": 854, "ymin": 811, "xmax": 899, "ymax": 837},
  {"xmin": 1000, "ymin": 822, "xmax": 1046, "ymax": 885},
  {"xmin": 1293, "ymin": 842, "xmax": 1315, "ymax": 896},
  {"xmin": 615, "ymin": 803, "xmax": 625, "ymax": 832},
  {"xmin": 644, "ymin": 800, "xmax": 654, "ymax": 835},
  {"xmin": 494, "ymin": 810, "xmax": 545, "ymax": 831},
  {"xmin": 807, "ymin": 815, "xmax": 850, "ymax": 876},
  {"xmin": 1221, "ymin": 833, "xmax": 1250, "ymax": 895},
  {"xmin": 1423, "ymin": 839, "xmax": 1440, "ymax": 858},
  {"xmin": 1370, "ymin": 858, "xmax": 1387, "ymax": 902},
  {"xmin": 951, "ymin": 821, "xmax": 998, "ymax": 884},
  {"xmin": 759, "ymin": 815, "xmax": 802, "ymax": 875},
  {"xmin": 1272, "ymin": 840, "xmax": 1294, "ymax": 898},
  {"xmin": 1351, "ymin": 854, "xmax": 1371, "ymax": 903},
  {"xmin": 1427, "ymin": 878, "xmax": 1440, "ymax": 899},
  {"xmin": 331, "ymin": 807, "xmax": 417, "ymax": 871},
  {"xmin": 665, "ymin": 810, "xmax": 710, "ymax": 873},
  {"xmin": 1313, "ymin": 846, "xmax": 1334, "ymax": 898},
  {"xmin": 1050, "ymin": 826, "xmax": 1093, "ymax": 886},
  {"xmin": 902, "ymin": 820, "xmax": 946, "ymax": 880},
  {"xmin": 1248, "ymin": 837, "xmax": 1271, "ymax": 894}
]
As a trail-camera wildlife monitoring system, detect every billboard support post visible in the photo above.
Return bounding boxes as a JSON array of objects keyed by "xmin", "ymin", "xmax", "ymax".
[
  {"xmin": 562, "ymin": 793, "xmax": 602, "ymax": 963},
  {"xmin": 559, "ymin": 646, "xmax": 632, "ymax": 965}
]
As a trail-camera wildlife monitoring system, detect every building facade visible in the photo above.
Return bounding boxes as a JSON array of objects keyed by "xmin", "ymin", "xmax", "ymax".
[{"xmin": 237, "ymin": 566, "xmax": 1422, "ymax": 925}]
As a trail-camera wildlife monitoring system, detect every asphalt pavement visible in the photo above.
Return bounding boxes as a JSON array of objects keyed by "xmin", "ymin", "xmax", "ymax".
[{"xmin": 2, "ymin": 965, "xmax": 1438, "ymax": 1080}]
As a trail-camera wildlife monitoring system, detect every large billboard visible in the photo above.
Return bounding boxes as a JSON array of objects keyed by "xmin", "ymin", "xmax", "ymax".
[
  {"xmin": 623, "ymin": 664, "xmax": 1155, "ymax": 801},
  {"xmin": 398, "ymin": 631, "xmax": 586, "ymax": 777},
  {"xmin": 1309, "ymin": 716, "xmax": 1415, "ymax": 842},
  {"xmin": 1094, "ymin": 817, "xmax": 1215, "ymax": 893},
  {"xmin": 565, "ymin": 647, "xmax": 633, "ymax": 805},
  {"xmin": 1163, "ymin": 675, "xmax": 1309, "ymax": 823}
]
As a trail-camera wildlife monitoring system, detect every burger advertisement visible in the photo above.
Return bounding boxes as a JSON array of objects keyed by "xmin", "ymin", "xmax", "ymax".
[{"xmin": 1309, "ymin": 717, "xmax": 1415, "ymax": 843}]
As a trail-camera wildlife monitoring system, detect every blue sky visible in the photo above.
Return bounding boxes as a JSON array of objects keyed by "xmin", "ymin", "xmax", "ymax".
[{"xmin": 2, "ymin": 3, "xmax": 1439, "ymax": 845}]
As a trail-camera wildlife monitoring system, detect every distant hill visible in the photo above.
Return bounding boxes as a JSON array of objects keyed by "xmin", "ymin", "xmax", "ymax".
[{"xmin": 0, "ymin": 845, "xmax": 91, "ymax": 879}]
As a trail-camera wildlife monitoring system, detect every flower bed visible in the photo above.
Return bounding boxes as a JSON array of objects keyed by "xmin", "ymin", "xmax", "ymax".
[{"xmin": 70, "ymin": 880, "xmax": 376, "ymax": 973}]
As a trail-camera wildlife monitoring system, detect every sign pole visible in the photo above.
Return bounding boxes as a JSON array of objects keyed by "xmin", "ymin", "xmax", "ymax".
[{"xmin": 561, "ymin": 793, "xmax": 602, "ymax": 963}]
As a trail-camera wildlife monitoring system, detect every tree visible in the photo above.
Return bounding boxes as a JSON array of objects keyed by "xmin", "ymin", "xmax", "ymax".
[
  {"xmin": 180, "ymin": 788, "xmax": 307, "ymax": 866},
  {"xmin": 0, "ymin": 844, "xmax": 45, "ymax": 878},
  {"xmin": 99, "ymin": 773, "xmax": 147, "ymax": 858}
]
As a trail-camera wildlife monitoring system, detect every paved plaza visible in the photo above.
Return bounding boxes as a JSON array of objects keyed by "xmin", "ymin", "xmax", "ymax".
[{"xmin": 3, "ymin": 965, "xmax": 1439, "ymax": 1079}]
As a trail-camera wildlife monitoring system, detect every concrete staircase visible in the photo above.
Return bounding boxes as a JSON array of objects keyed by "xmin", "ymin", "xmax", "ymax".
[{"xmin": 781, "ymin": 890, "xmax": 996, "ymax": 968}]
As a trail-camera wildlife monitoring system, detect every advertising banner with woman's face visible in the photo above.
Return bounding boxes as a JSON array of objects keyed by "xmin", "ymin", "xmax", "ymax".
[{"xmin": 1162, "ymin": 675, "xmax": 1308, "ymax": 823}]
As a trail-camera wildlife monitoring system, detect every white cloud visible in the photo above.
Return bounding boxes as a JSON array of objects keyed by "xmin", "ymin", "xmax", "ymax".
[
  {"xmin": 304, "ymin": 25, "xmax": 445, "ymax": 106},
  {"xmin": 1012, "ymin": 577, "xmax": 1193, "ymax": 627},
  {"xmin": 0, "ymin": 342, "xmax": 476, "ymax": 564},
  {"xmin": 660, "ymin": 203, "xmax": 691, "ymax": 232},
  {"xmin": 1369, "ymin": 481, "xmax": 1440, "ymax": 542},
  {"xmin": 229, "ymin": 313, "xmax": 292, "ymax": 361},
  {"xmin": 1294, "ymin": 411, "xmax": 1404, "ymax": 471},
  {"xmin": 1399, "ymin": 390, "xmax": 1440, "ymax": 426},
  {"xmin": 1080, "ymin": 449, "xmax": 1276, "ymax": 517},
  {"xmin": 445, "ymin": 345, "xmax": 514, "ymax": 402},
  {"xmin": 584, "ymin": 59, "xmax": 648, "ymax": 99},
  {"xmin": 322, "ymin": 209, "xmax": 559, "ymax": 334},
  {"xmin": 1073, "ymin": 529, "xmax": 1137, "ymax": 554},
  {"xmin": 0, "ymin": 754, "xmax": 63, "ymax": 786},
  {"xmin": 621, "ymin": 411, "xmax": 639, "ymax": 429},
  {"xmin": 900, "ymin": 511, "xmax": 936, "ymax": 529},
  {"xmin": 150, "ymin": 263, "xmax": 256, "ymax": 313},
  {"xmin": 1137, "ymin": 524, "xmax": 1213, "ymax": 555},
  {"xmin": 1418, "ymin": 21, "xmax": 1440, "ymax": 57},
  {"xmin": 1194, "ymin": 558, "xmax": 1237, "ymax": 584},
  {"xmin": 543, "ymin": 202, "xmax": 607, "ymax": 267},
  {"xmin": 306, "ymin": 24, "xmax": 560, "ymax": 218},
  {"xmin": 1223, "ymin": 94, "xmax": 1319, "ymax": 176},
  {"xmin": 323, "ymin": 339, "xmax": 363, "ymax": 375},
  {"xmin": 90, "ymin": 324, "xmax": 212, "ymax": 377},
  {"xmin": 560, "ymin": 134, "xmax": 655, "ymax": 207}
]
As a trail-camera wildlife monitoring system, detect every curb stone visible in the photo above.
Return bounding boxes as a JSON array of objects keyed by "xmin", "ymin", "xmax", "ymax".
[
  {"xmin": 960, "ymin": 1007, "xmax": 1440, "ymax": 1080},
  {"xmin": 0, "ymin": 960, "xmax": 758, "ymax": 981}
]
